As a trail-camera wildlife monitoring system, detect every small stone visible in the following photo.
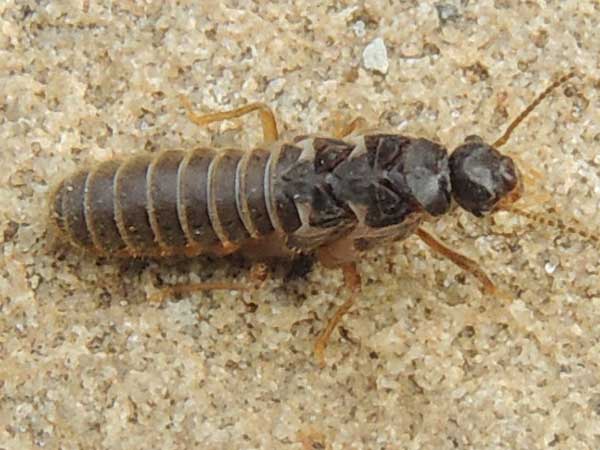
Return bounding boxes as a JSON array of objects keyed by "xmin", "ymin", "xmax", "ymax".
[
  {"xmin": 435, "ymin": 3, "xmax": 460, "ymax": 24},
  {"xmin": 544, "ymin": 260, "xmax": 558, "ymax": 274},
  {"xmin": 352, "ymin": 20, "xmax": 366, "ymax": 37},
  {"xmin": 362, "ymin": 38, "xmax": 389, "ymax": 74}
]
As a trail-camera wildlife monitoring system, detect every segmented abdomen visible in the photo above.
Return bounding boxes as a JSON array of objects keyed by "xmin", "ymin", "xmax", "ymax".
[
  {"xmin": 50, "ymin": 147, "xmax": 278, "ymax": 257},
  {"xmin": 50, "ymin": 134, "xmax": 432, "ymax": 258}
]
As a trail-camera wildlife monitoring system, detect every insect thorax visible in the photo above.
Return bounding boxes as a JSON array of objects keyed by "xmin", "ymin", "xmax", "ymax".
[{"xmin": 274, "ymin": 134, "xmax": 452, "ymax": 252}]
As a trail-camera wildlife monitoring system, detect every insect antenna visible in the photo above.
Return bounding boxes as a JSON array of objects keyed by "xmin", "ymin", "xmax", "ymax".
[
  {"xmin": 506, "ymin": 205, "xmax": 600, "ymax": 245},
  {"xmin": 493, "ymin": 71, "xmax": 599, "ymax": 246},
  {"xmin": 493, "ymin": 71, "xmax": 576, "ymax": 148}
]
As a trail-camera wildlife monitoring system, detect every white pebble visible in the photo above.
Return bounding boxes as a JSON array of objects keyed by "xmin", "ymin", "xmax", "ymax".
[
  {"xmin": 363, "ymin": 38, "xmax": 389, "ymax": 74},
  {"xmin": 352, "ymin": 20, "xmax": 366, "ymax": 37},
  {"xmin": 544, "ymin": 260, "xmax": 558, "ymax": 274}
]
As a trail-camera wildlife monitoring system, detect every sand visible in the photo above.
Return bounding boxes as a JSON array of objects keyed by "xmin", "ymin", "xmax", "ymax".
[{"xmin": 1, "ymin": 1, "xmax": 600, "ymax": 449}]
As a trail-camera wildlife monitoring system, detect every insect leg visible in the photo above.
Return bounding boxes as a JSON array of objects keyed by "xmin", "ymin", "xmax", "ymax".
[
  {"xmin": 148, "ymin": 281, "xmax": 247, "ymax": 304},
  {"xmin": 335, "ymin": 116, "xmax": 368, "ymax": 138},
  {"xmin": 148, "ymin": 262, "xmax": 269, "ymax": 304},
  {"xmin": 416, "ymin": 227, "xmax": 510, "ymax": 299},
  {"xmin": 180, "ymin": 97, "xmax": 279, "ymax": 144},
  {"xmin": 313, "ymin": 262, "xmax": 361, "ymax": 368}
]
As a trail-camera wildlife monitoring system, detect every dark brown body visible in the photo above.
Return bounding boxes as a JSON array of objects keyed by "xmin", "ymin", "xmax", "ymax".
[{"xmin": 50, "ymin": 134, "xmax": 455, "ymax": 262}]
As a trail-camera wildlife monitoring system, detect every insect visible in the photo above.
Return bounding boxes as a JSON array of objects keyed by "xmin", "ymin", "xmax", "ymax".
[{"xmin": 49, "ymin": 71, "xmax": 594, "ymax": 365}]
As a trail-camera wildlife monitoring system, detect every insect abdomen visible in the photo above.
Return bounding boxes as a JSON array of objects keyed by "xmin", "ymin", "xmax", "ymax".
[{"xmin": 49, "ymin": 147, "xmax": 276, "ymax": 257}]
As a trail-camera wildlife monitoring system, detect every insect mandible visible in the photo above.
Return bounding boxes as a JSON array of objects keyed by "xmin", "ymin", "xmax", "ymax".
[{"xmin": 49, "ymin": 72, "xmax": 594, "ymax": 365}]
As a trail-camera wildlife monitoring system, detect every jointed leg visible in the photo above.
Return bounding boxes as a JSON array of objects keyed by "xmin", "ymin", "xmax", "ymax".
[
  {"xmin": 416, "ymin": 227, "xmax": 509, "ymax": 299},
  {"xmin": 180, "ymin": 97, "xmax": 279, "ymax": 144},
  {"xmin": 148, "ymin": 262, "xmax": 269, "ymax": 304},
  {"xmin": 148, "ymin": 281, "xmax": 247, "ymax": 304},
  {"xmin": 314, "ymin": 262, "xmax": 362, "ymax": 367}
]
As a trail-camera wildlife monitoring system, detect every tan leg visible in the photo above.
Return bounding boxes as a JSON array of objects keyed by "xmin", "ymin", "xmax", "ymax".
[
  {"xmin": 416, "ymin": 227, "xmax": 510, "ymax": 300},
  {"xmin": 314, "ymin": 262, "xmax": 362, "ymax": 368},
  {"xmin": 148, "ymin": 262, "xmax": 269, "ymax": 304},
  {"xmin": 315, "ymin": 233, "xmax": 361, "ymax": 269},
  {"xmin": 180, "ymin": 97, "xmax": 279, "ymax": 144},
  {"xmin": 148, "ymin": 281, "xmax": 247, "ymax": 304},
  {"xmin": 335, "ymin": 116, "xmax": 368, "ymax": 138},
  {"xmin": 211, "ymin": 241, "xmax": 241, "ymax": 257}
]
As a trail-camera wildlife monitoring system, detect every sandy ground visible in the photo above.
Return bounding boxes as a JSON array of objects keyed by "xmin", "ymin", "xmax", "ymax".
[{"xmin": 1, "ymin": 1, "xmax": 600, "ymax": 449}]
